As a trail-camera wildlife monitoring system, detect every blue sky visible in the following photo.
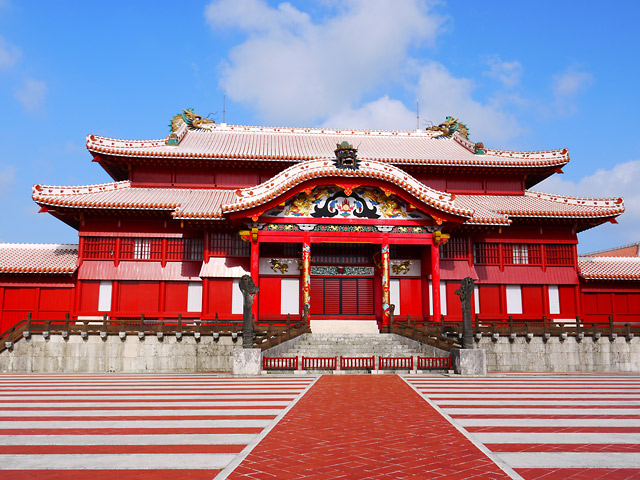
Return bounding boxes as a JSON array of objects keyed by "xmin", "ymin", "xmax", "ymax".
[{"xmin": 0, "ymin": 0, "xmax": 639, "ymax": 253}]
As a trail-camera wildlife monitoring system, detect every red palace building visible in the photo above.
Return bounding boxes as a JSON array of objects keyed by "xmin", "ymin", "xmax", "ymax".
[{"xmin": 0, "ymin": 112, "xmax": 639, "ymax": 333}]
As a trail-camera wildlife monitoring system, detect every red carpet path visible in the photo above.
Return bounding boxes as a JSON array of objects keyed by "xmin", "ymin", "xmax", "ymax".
[{"xmin": 225, "ymin": 375, "xmax": 512, "ymax": 480}]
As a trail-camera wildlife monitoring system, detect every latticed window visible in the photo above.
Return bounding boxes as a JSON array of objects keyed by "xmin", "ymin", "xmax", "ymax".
[
  {"xmin": 503, "ymin": 243, "xmax": 541, "ymax": 265},
  {"xmin": 120, "ymin": 238, "xmax": 162, "ymax": 260},
  {"xmin": 313, "ymin": 243, "xmax": 374, "ymax": 265},
  {"xmin": 473, "ymin": 243, "xmax": 500, "ymax": 265},
  {"xmin": 261, "ymin": 243, "xmax": 300, "ymax": 258},
  {"xmin": 546, "ymin": 244, "xmax": 574, "ymax": 265},
  {"xmin": 167, "ymin": 238, "xmax": 204, "ymax": 261},
  {"xmin": 210, "ymin": 232, "xmax": 250, "ymax": 257},
  {"xmin": 84, "ymin": 237, "xmax": 116, "ymax": 260},
  {"xmin": 390, "ymin": 245, "xmax": 421, "ymax": 259},
  {"xmin": 440, "ymin": 237, "xmax": 468, "ymax": 260}
]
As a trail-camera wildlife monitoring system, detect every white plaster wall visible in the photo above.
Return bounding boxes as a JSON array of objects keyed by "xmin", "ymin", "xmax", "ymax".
[
  {"xmin": 280, "ymin": 278, "xmax": 299, "ymax": 315},
  {"xmin": 231, "ymin": 278, "xmax": 243, "ymax": 314},
  {"xmin": 390, "ymin": 279, "xmax": 400, "ymax": 315}
]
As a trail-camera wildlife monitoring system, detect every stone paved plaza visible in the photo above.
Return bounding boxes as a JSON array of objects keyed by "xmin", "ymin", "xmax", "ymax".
[{"xmin": 0, "ymin": 373, "xmax": 638, "ymax": 479}]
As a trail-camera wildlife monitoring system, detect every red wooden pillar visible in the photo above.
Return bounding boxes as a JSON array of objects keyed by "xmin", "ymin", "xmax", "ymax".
[
  {"xmin": 161, "ymin": 239, "xmax": 168, "ymax": 268},
  {"xmin": 77, "ymin": 237, "xmax": 85, "ymax": 267},
  {"xmin": 114, "ymin": 238, "xmax": 121, "ymax": 267},
  {"xmin": 111, "ymin": 281, "xmax": 120, "ymax": 317},
  {"xmin": 159, "ymin": 281, "xmax": 166, "ymax": 320},
  {"xmin": 499, "ymin": 285, "xmax": 507, "ymax": 322},
  {"xmin": 72, "ymin": 280, "xmax": 82, "ymax": 319},
  {"xmin": 0, "ymin": 286, "xmax": 5, "ymax": 331},
  {"xmin": 250, "ymin": 232, "xmax": 259, "ymax": 322},
  {"xmin": 575, "ymin": 284, "xmax": 582, "ymax": 318},
  {"xmin": 381, "ymin": 238, "xmax": 391, "ymax": 325},
  {"xmin": 203, "ymin": 231, "xmax": 211, "ymax": 264},
  {"xmin": 542, "ymin": 284, "xmax": 550, "ymax": 317},
  {"xmin": 431, "ymin": 241, "xmax": 441, "ymax": 322},
  {"xmin": 301, "ymin": 235, "xmax": 311, "ymax": 322},
  {"xmin": 421, "ymin": 246, "xmax": 430, "ymax": 321},
  {"xmin": 34, "ymin": 287, "xmax": 41, "ymax": 319},
  {"xmin": 202, "ymin": 278, "xmax": 210, "ymax": 318}
]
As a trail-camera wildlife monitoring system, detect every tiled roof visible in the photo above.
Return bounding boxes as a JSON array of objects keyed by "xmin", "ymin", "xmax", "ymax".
[
  {"xmin": 86, "ymin": 123, "xmax": 570, "ymax": 169},
  {"xmin": 0, "ymin": 243, "xmax": 78, "ymax": 274},
  {"xmin": 454, "ymin": 191, "xmax": 624, "ymax": 223},
  {"xmin": 581, "ymin": 242, "xmax": 640, "ymax": 258},
  {"xmin": 221, "ymin": 158, "xmax": 474, "ymax": 220},
  {"xmin": 33, "ymin": 176, "xmax": 622, "ymax": 227},
  {"xmin": 32, "ymin": 181, "xmax": 237, "ymax": 220},
  {"xmin": 578, "ymin": 257, "xmax": 640, "ymax": 281}
]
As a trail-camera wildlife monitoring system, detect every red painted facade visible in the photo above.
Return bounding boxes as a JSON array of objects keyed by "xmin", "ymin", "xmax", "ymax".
[{"xmin": 1, "ymin": 117, "xmax": 638, "ymax": 331}]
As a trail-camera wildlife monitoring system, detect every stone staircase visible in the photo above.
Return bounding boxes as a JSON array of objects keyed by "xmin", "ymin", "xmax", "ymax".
[{"xmin": 263, "ymin": 333, "xmax": 451, "ymax": 374}]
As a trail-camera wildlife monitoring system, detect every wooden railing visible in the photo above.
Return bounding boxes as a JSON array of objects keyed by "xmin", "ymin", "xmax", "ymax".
[
  {"xmin": 0, "ymin": 312, "xmax": 311, "ymax": 354},
  {"xmin": 382, "ymin": 316, "xmax": 460, "ymax": 352},
  {"xmin": 340, "ymin": 356, "xmax": 375, "ymax": 370},
  {"xmin": 262, "ymin": 356, "xmax": 298, "ymax": 370},
  {"xmin": 253, "ymin": 314, "xmax": 311, "ymax": 351},
  {"xmin": 261, "ymin": 355, "xmax": 451, "ymax": 371},
  {"xmin": 418, "ymin": 356, "xmax": 452, "ymax": 370},
  {"xmin": 379, "ymin": 356, "xmax": 413, "ymax": 370},
  {"xmin": 302, "ymin": 356, "xmax": 337, "ymax": 370},
  {"xmin": 383, "ymin": 314, "xmax": 640, "ymax": 350}
]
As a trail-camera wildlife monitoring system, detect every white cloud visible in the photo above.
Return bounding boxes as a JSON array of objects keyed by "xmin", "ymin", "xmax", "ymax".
[
  {"xmin": 321, "ymin": 96, "xmax": 416, "ymax": 131},
  {"xmin": 537, "ymin": 160, "xmax": 640, "ymax": 250},
  {"xmin": 551, "ymin": 67, "xmax": 593, "ymax": 115},
  {"xmin": 0, "ymin": 36, "xmax": 20, "ymax": 70},
  {"xmin": 14, "ymin": 77, "xmax": 46, "ymax": 112},
  {"xmin": 483, "ymin": 55, "xmax": 522, "ymax": 88},
  {"xmin": 415, "ymin": 61, "xmax": 522, "ymax": 143},
  {"xmin": 206, "ymin": 0, "xmax": 443, "ymax": 125}
]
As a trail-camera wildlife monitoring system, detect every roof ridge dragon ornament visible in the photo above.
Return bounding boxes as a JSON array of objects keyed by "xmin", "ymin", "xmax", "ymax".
[
  {"xmin": 427, "ymin": 116, "xmax": 469, "ymax": 139},
  {"xmin": 170, "ymin": 108, "xmax": 216, "ymax": 132}
]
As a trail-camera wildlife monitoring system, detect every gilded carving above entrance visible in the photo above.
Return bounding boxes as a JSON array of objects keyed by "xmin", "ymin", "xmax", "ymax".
[{"xmin": 265, "ymin": 186, "xmax": 429, "ymax": 220}]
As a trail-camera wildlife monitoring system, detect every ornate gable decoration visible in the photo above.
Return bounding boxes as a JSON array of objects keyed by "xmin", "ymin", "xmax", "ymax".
[
  {"xmin": 265, "ymin": 186, "xmax": 429, "ymax": 220},
  {"xmin": 333, "ymin": 141, "xmax": 360, "ymax": 170}
]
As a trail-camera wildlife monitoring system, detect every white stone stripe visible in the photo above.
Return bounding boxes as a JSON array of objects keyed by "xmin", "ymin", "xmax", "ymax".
[
  {"xmin": 0, "ymin": 453, "xmax": 237, "ymax": 470},
  {"xmin": 475, "ymin": 432, "xmax": 640, "ymax": 444},
  {"xmin": 414, "ymin": 388, "xmax": 640, "ymax": 393},
  {"xmin": 495, "ymin": 452, "xmax": 640, "ymax": 469},
  {"xmin": 444, "ymin": 407, "xmax": 640, "ymax": 415},
  {"xmin": 0, "ymin": 401, "xmax": 292, "ymax": 408},
  {"xmin": 422, "ymin": 394, "xmax": 640, "ymax": 399},
  {"xmin": 0, "ymin": 409, "xmax": 284, "ymax": 417},
  {"xmin": 0, "ymin": 385, "xmax": 305, "ymax": 392},
  {"xmin": 0, "ymin": 420, "xmax": 272, "ymax": 428},
  {"xmin": 457, "ymin": 418, "xmax": 640, "ymax": 427},
  {"xmin": 0, "ymin": 381, "xmax": 310, "ymax": 389},
  {"xmin": 0, "ymin": 390, "xmax": 302, "ymax": 398},
  {"xmin": 0, "ymin": 434, "xmax": 257, "ymax": 446},
  {"xmin": 432, "ymin": 400, "xmax": 640, "ymax": 406}
]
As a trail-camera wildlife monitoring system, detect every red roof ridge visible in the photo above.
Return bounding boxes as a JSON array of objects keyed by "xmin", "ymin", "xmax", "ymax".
[
  {"xmin": 454, "ymin": 133, "xmax": 570, "ymax": 161},
  {"xmin": 525, "ymin": 190, "xmax": 625, "ymax": 208},
  {"xmin": 0, "ymin": 242, "xmax": 78, "ymax": 250},
  {"xmin": 580, "ymin": 256, "xmax": 640, "ymax": 262},
  {"xmin": 33, "ymin": 180, "xmax": 131, "ymax": 197}
]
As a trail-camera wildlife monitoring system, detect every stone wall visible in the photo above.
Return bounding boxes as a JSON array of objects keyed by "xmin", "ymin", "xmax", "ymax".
[
  {"xmin": 478, "ymin": 336, "xmax": 640, "ymax": 372},
  {"xmin": 0, "ymin": 334, "xmax": 242, "ymax": 373}
]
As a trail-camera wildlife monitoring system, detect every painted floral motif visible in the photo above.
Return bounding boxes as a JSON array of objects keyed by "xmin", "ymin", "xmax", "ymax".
[
  {"xmin": 283, "ymin": 188, "xmax": 332, "ymax": 216},
  {"xmin": 270, "ymin": 186, "xmax": 428, "ymax": 220}
]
